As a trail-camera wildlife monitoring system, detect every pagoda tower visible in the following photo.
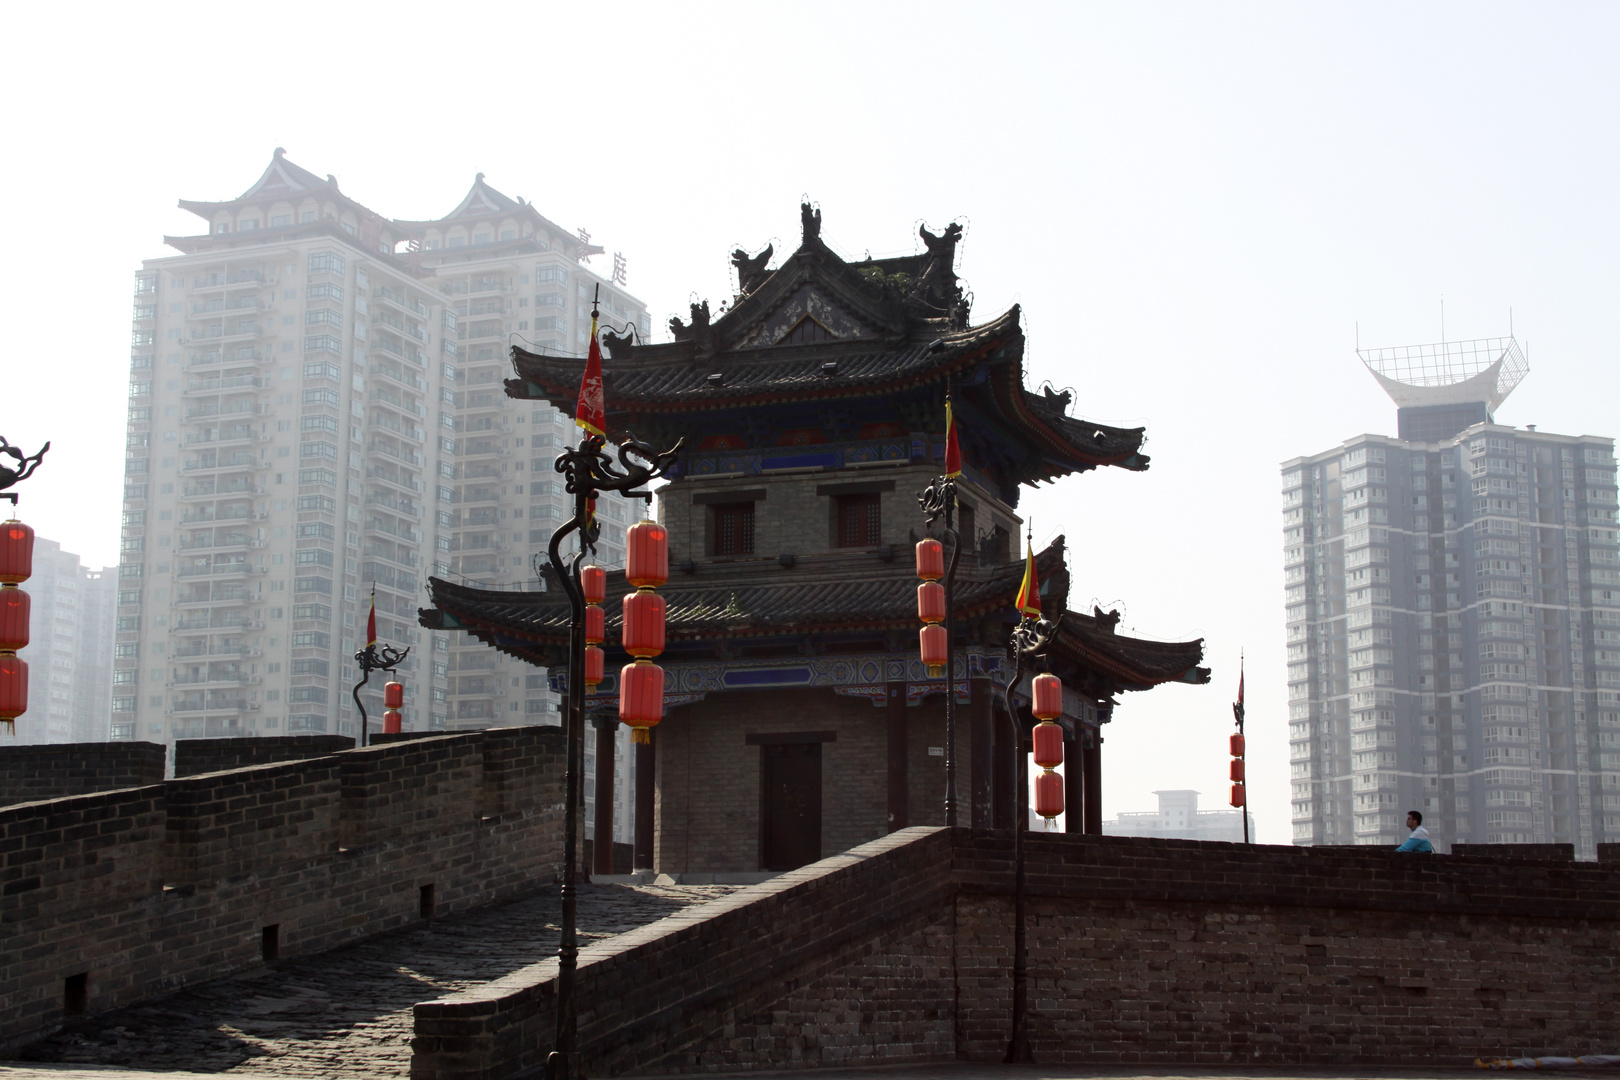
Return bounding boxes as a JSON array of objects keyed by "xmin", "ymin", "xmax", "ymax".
[{"xmin": 420, "ymin": 204, "xmax": 1208, "ymax": 876}]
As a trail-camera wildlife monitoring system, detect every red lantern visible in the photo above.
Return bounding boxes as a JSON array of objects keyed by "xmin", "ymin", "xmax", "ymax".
[
  {"xmin": 626, "ymin": 520, "xmax": 669, "ymax": 589},
  {"xmin": 915, "ymin": 538, "xmax": 943, "ymax": 581},
  {"xmin": 1034, "ymin": 770, "xmax": 1064, "ymax": 821},
  {"xmin": 919, "ymin": 623, "xmax": 947, "ymax": 676},
  {"xmin": 1032, "ymin": 720, "xmax": 1063, "ymax": 769},
  {"xmin": 622, "ymin": 590, "xmax": 667, "ymax": 659},
  {"xmin": 581, "ymin": 564, "xmax": 606, "ymax": 605},
  {"xmin": 383, "ymin": 708, "xmax": 402, "ymax": 734},
  {"xmin": 0, "ymin": 653, "xmax": 26, "ymax": 726},
  {"xmin": 584, "ymin": 645, "xmax": 605, "ymax": 688},
  {"xmin": 584, "ymin": 604, "xmax": 605, "ymax": 645},
  {"xmin": 0, "ymin": 587, "xmax": 29, "ymax": 653},
  {"xmin": 1032, "ymin": 672, "xmax": 1062, "ymax": 721},
  {"xmin": 1230, "ymin": 733, "xmax": 1245, "ymax": 757},
  {"xmin": 917, "ymin": 581, "xmax": 946, "ymax": 624},
  {"xmin": 1230, "ymin": 759, "xmax": 1246, "ymax": 783},
  {"xmin": 0, "ymin": 520, "xmax": 34, "ymax": 585},
  {"xmin": 384, "ymin": 680, "xmax": 404, "ymax": 709},
  {"xmin": 1230, "ymin": 784, "xmax": 1246, "ymax": 808},
  {"xmin": 619, "ymin": 659, "xmax": 664, "ymax": 743}
]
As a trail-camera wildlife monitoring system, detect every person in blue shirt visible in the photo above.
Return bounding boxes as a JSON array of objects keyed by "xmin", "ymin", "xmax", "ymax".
[{"xmin": 1396, "ymin": 810, "xmax": 1433, "ymax": 852}]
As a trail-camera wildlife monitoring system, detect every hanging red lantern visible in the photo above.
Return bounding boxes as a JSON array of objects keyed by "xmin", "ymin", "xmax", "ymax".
[
  {"xmin": 581, "ymin": 564, "xmax": 606, "ymax": 605},
  {"xmin": 625, "ymin": 519, "xmax": 669, "ymax": 589},
  {"xmin": 0, "ymin": 587, "xmax": 29, "ymax": 653},
  {"xmin": 384, "ymin": 680, "xmax": 404, "ymax": 709},
  {"xmin": 619, "ymin": 659, "xmax": 664, "ymax": 743},
  {"xmin": 0, "ymin": 653, "xmax": 26, "ymax": 728},
  {"xmin": 584, "ymin": 604, "xmax": 605, "ymax": 645},
  {"xmin": 584, "ymin": 645, "xmax": 605, "ymax": 689},
  {"xmin": 1230, "ymin": 759, "xmax": 1246, "ymax": 783},
  {"xmin": 1230, "ymin": 784, "xmax": 1245, "ymax": 808},
  {"xmin": 1031, "ymin": 672, "xmax": 1062, "ymax": 721},
  {"xmin": 920, "ymin": 623, "xmax": 947, "ymax": 676},
  {"xmin": 917, "ymin": 581, "xmax": 946, "ymax": 624},
  {"xmin": 0, "ymin": 519, "xmax": 34, "ymax": 585},
  {"xmin": 1230, "ymin": 733, "xmax": 1245, "ymax": 757},
  {"xmin": 1032, "ymin": 720, "xmax": 1063, "ymax": 769},
  {"xmin": 1034, "ymin": 770, "xmax": 1064, "ymax": 821},
  {"xmin": 383, "ymin": 708, "xmax": 402, "ymax": 734},
  {"xmin": 622, "ymin": 590, "xmax": 667, "ymax": 658},
  {"xmin": 915, "ymin": 538, "xmax": 943, "ymax": 581}
]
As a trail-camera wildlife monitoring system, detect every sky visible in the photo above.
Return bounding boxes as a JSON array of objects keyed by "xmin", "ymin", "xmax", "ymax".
[{"xmin": 4, "ymin": 2, "xmax": 1617, "ymax": 842}]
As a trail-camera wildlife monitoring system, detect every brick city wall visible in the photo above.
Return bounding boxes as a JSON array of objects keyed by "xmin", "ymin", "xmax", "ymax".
[
  {"xmin": 0, "ymin": 742, "xmax": 167, "ymax": 806},
  {"xmin": 0, "ymin": 726, "xmax": 566, "ymax": 1054},
  {"xmin": 173, "ymin": 735, "xmax": 354, "ymax": 777},
  {"xmin": 412, "ymin": 828, "xmax": 1620, "ymax": 1079}
]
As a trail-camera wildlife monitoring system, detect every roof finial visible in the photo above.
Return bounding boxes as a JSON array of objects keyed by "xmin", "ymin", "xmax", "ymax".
[
  {"xmin": 273, "ymin": 147, "xmax": 285, "ymax": 158},
  {"xmin": 476, "ymin": 172, "xmax": 485, "ymax": 183}
]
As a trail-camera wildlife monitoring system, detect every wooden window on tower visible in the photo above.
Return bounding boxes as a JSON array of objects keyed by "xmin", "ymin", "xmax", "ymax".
[
  {"xmin": 712, "ymin": 502, "xmax": 755, "ymax": 556},
  {"xmin": 837, "ymin": 494, "xmax": 882, "ymax": 548}
]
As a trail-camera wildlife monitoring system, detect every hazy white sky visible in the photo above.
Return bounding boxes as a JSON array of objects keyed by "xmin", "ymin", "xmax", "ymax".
[{"xmin": 4, "ymin": 2, "xmax": 1616, "ymax": 840}]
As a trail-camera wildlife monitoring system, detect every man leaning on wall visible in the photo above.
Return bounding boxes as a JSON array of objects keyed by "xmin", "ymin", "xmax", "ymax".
[{"xmin": 1395, "ymin": 810, "xmax": 1433, "ymax": 853}]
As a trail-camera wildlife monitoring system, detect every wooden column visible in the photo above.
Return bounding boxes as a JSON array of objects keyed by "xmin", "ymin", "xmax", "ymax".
[
  {"xmin": 592, "ymin": 716, "xmax": 617, "ymax": 876},
  {"xmin": 633, "ymin": 730, "xmax": 655, "ymax": 871},
  {"xmin": 886, "ymin": 681, "xmax": 908, "ymax": 832},
  {"xmin": 1083, "ymin": 729, "xmax": 1103, "ymax": 836},
  {"xmin": 993, "ymin": 699, "xmax": 1017, "ymax": 831},
  {"xmin": 970, "ymin": 677, "xmax": 994, "ymax": 829},
  {"xmin": 1064, "ymin": 724, "xmax": 1086, "ymax": 834}
]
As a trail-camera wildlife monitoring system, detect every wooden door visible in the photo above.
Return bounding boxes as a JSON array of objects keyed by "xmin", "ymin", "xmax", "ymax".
[{"xmin": 760, "ymin": 742, "xmax": 821, "ymax": 871}]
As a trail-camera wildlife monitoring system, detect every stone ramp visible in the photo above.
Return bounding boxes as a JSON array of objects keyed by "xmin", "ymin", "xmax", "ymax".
[{"xmin": 5, "ymin": 882, "xmax": 740, "ymax": 1078}]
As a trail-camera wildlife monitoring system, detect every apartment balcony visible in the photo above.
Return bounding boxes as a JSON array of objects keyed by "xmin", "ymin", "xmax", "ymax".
[
  {"xmin": 375, "ymin": 287, "xmax": 431, "ymax": 318},
  {"xmin": 175, "ymin": 561, "xmax": 252, "ymax": 579},
  {"xmin": 183, "ymin": 454, "xmax": 263, "ymax": 474},
  {"xmin": 373, "ymin": 366, "xmax": 428, "ymax": 393},
  {"xmin": 366, "ymin": 493, "xmax": 423, "ymax": 518},
  {"xmin": 172, "ymin": 590, "xmax": 249, "ymax": 608},
  {"xmin": 177, "ymin": 536, "xmax": 252, "ymax": 552},
  {"xmin": 183, "ymin": 374, "xmax": 262, "ymax": 397},
  {"xmin": 365, "ymin": 468, "xmax": 425, "ymax": 494},
  {"xmin": 184, "ymin": 426, "xmax": 260, "ymax": 448},
  {"xmin": 367, "ymin": 441, "xmax": 425, "ymax": 467}
]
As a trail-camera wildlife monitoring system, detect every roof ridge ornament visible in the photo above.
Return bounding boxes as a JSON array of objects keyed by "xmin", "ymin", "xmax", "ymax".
[{"xmin": 801, "ymin": 201, "xmax": 821, "ymax": 242}]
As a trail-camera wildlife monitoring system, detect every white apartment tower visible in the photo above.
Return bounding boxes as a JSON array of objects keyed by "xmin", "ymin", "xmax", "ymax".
[
  {"xmin": 1282, "ymin": 337, "xmax": 1620, "ymax": 855},
  {"xmin": 15, "ymin": 538, "xmax": 116, "ymax": 744},
  {"xmin": 119, "ymin": 151, "xmax": 647, "ymax": 769}
]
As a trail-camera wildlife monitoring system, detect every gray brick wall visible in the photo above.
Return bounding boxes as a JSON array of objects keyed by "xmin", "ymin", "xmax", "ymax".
[
  {"xmin": 0, "ymin": 726, "xmax": 565, "ymax": 1053},
  {"xmin": 0, "ymin": 742, "xmax": 166, "ymax": 806}
]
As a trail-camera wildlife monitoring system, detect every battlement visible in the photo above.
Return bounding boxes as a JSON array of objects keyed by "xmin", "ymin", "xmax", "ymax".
[{"xmin": 0, "ymin": 726, "xmax": 565, "ymax": 1053}]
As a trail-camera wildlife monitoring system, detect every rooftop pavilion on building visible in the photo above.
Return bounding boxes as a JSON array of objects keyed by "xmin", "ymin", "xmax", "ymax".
[{"xmin": 422, "ymin": 203, "xmax": 1209, "ymax": 875}]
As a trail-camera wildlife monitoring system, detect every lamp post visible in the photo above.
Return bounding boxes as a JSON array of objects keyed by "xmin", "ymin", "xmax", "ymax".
[
  {"xmin": 1001, "ymin": 610, "xmax": 1058, "ymax": 1064},
  {"xmin": 351, "ymin": 640, "xmax": 409, "ymax": 747},
  {"xmin": 545, "ymin": 296, "xmax": 681, "ymax": 1080},
  {"xmin": 917, "ymin": 394, "xmax": 962, "ymax": 827}
]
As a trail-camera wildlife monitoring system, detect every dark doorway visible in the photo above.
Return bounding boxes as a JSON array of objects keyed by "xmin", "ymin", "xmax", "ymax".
[{"xmin": 761, "ymin": 742, "xmax": 822, "ymax": 871}]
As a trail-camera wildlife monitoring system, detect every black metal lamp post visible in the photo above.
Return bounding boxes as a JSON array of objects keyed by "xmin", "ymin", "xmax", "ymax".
[
  {"xmin": 543, "ymin": 364, "xmax": 680, "ymax": 1080},
  {"xmin": 1001, "ymin": 610, "xmax": 1058, "ymax": 1064},
  {"xmin": 918, "ymin": 399, "xmax": 962, "ymax": 827},
  {"xmin": 351, "ymin": 639, "xmax": 409, "ymax": 748}
]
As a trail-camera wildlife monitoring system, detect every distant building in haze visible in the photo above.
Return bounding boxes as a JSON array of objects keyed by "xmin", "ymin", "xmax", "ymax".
[
  {"xmin": 1102, "ymin": 789, "xmax": 1251, "ymax": 842},
  {"xmin": 14, "ymin": 537, "xmax": 116, "ymax": 744},
  {"xmin": 1282, "ymin": 336, "xmax": 1619, "ymax": 855},
  {"xmin": 117, "ymin": 151, "xmax": 646, "ymax": 841}
]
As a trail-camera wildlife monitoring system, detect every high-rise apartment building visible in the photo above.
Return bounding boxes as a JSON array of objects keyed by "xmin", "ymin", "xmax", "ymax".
[
  {"xmin": 14, "ymin": 537, "xmax": 116, "ymax": 744},
  {"xmin": 119, "ymin": 151, "xmax": 647, "ymax": 772},
  {"xmin": 1282, "ymin": 337, "xmax": 1620, "ymax": 855}
]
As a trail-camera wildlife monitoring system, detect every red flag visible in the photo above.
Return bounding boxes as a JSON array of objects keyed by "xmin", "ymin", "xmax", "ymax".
[
  {"xmin": 1014, "ymin": 536, "xmax": 1040, "ymax": 618},
  {"xmin": 943, "ymin": 396, "xmax": 961, "ymax": 478},
  {"xmin": 366, "ymin": 588, "xmax": 377, "ymax": 648},
  {"xmin": 1233, "ymin": 655, "xmax": 1245, "ymax": 725},
  {"xmin": 576, "ymin": 312, "xmax": 606, "ymax": 437}
]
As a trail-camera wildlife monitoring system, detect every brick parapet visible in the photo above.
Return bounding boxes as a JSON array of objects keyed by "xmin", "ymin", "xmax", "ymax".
[
  {"xmin": 0, "ymin": 726, "xmax": 566, "ymax": 1054},
  {"xmin": 412, "ymin": 827, "xmax": 1620, "ymax": 1078},
  {"xmin": 173, "ymin": 735, "xmax": 353, "ymax": 777},
  {"xmin": 0, "ymin": 742, "xmax": 167, "ymax": 805}
]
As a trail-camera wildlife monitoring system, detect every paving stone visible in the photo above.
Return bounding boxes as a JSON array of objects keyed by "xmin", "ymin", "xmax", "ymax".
[{"xmin": 8, "ymin": 881, "xmax": 740, "ymax": 1078}]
